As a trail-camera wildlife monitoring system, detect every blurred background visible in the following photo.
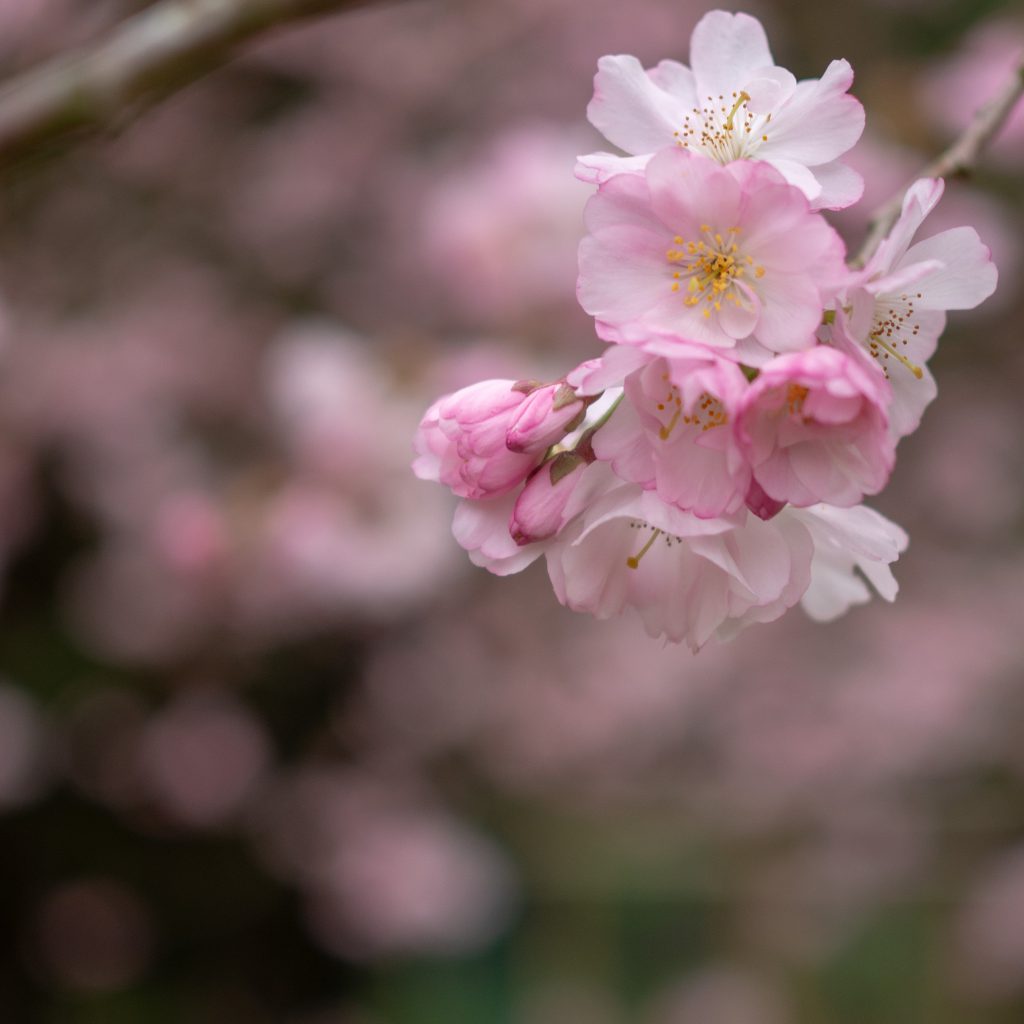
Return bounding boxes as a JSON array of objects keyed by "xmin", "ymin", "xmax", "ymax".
[{"xmin": 0, "ymin": 0, "xmax": 1022, "ymax": 1020}]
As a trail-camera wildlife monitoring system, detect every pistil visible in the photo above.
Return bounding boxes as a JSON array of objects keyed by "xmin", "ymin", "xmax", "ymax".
[{"xmin": 627, "ymin": 528, "xmax": 663, "ymax": 569}]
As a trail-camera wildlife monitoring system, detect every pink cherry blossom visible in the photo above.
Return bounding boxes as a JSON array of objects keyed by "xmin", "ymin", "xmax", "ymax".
[
  {"xmin": 580, "ymin": 343, "xmax": 752, "ymax": 518},
  {"xmin": 577, "ymin": 148, "xmax": 846, "ymax": 355},
  {"xmin": 577, "ymin": 10, "xmax": 865, "ymax": 210},
  {"xmin": 841, "ymin": 178, "xmax": 998, "ymax": 438},
  {"xmin": 544, "ymin": 482, "xmax": 813, "ymax": 650},
  {"xmin": 736, "ymin": 346, "xmax": 894, "ymax": 508}
]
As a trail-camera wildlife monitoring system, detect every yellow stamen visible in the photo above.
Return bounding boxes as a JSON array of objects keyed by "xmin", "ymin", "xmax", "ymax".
[
  {"xmin": 659, "ymin": 406, "xmax": 682, "ymax": 440},
  {"xmin": 871, "ymin": 332, "xmax": 924, "ymax": 379}
]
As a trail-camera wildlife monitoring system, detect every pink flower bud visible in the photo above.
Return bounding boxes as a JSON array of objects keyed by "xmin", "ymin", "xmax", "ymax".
[
  {"xmin": 505, "ymin": 383, "xmax": 586, "ymax": 453},
  {"xmin": 412, "ymin": 379, "xmax": 540, "ymax": 499},
  {"xmin": 510, "ymin": 450, "xmax": 588, "ymax": 545},
  {"xmin": 744, "ymin": 478, "xmax": 786, "ymax": 522}
]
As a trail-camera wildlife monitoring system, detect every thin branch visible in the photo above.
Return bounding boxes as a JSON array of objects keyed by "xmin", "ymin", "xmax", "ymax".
[
  {"xmin": 0, "ymin": 0, "xmax": 384, "ymax": 166},
  {"xmin": 854, "ymin": 56, "xmax": 1024, "ymax": 266}
]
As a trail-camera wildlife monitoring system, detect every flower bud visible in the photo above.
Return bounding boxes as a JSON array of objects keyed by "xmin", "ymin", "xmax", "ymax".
[
  {"xmin": 505, "ymin": 383, "xmax": 587, "ymax": 453},
  {"xmin": 744, "ymin": 478, "xmax": 786, "ymax": 522},
  {"xmin": 509, "ymin": 451, "xmax": 588, "ymax": 545},
  {"xmin": 413, "ymin": 379, "xmax": 540, "ymax": 499}
]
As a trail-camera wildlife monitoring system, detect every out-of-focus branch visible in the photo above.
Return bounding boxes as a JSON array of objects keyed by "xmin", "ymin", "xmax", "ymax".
[
  {"xmin": 0, "ymin": 0, "xmax": 381, "ymax": 165},
  {"xmin": 854, "ymin": 56, "xmax": 1024, "ymax": 266}
]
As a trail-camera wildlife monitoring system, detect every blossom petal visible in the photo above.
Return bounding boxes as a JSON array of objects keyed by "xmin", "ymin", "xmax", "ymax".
[
  {"xmin": 901, "ymin": 227, "xmax": 998, "ymax": 309},
  {"xmin": 690, "ymin": 11, "xmax": 774, "ymax": 101},
  {"xmin": 453, "ymin": 494, "xmax": 545, "ymax": 576},
  {"xmin": 587, "ymin": 55, "xmax": 689, "ymax": 155},
  {"xmin": 646, "ymin": 148, "xmax": 741, "ymax": 237},
  {"xmin": 575, "ymin": 151, "xmax": 652, "ymax": 184},
  {"xmin": 752, "ymin": 273, "xmax": 824, "ymax": 351},
  {"xmin": 868, "ymin": 178, "xmax": 945, "ymax": 276},
  {"xmin": 810, "ymin": 160, "xmax": 864, "ymax": 210},
  {"xmin": 758, "ymin": 59, "xmax": 865, "ymax": 165}
]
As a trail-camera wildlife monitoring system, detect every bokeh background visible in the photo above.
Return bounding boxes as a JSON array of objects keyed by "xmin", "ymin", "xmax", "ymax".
[{"xmin": 0, "ymin": 0, "xmax": 1022, "ymax": 1020}]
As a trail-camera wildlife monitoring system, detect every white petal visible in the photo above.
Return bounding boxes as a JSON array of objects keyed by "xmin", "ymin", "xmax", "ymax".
[
  {"xmin": 587, "ymin": 55, "xmax": 687, "ymax": 155},
  {"xmin": 575, "ymin": 151, "xmax": 652, "ymax": 185},
  {"xmin": 757, "ymin": 60, "xmax": 864, "ymax": 166},
  {"xmin": 867, "ymin": 178, "xmax": 945, "ymax": 276},
  {"xmin": 647, "ymin": 58, "xmax": 698, "ymax": 100},
  {"xmin": 690, "ymin": 11, "xmax": 774, "ymax": 102},
  {"xmin": 811, "ymin": 160, "xmax": 864, "ymax": 210},
  {"xmin": 791, "ymin": 503, "xmax": 907, "ymax": 621},
  {"xmin": 901, "ymin": 227, "xmax": 998, "ymax": 310},
  {"xmin": 763, "ymin": 157, "xmax": 823, "ymax": 204},
  {"xmin": 453, "ymin": 495, "xmax": 545, "ymax": 576},
  {"xmin": 742, "ymin": 65, "xmax": 797, "ymax": 113}
]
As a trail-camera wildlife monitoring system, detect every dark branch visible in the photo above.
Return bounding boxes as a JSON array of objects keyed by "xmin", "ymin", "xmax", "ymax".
[
  {"xmin": 0, "ymin": 0, "xmax": 381, "ymax": 165},
  {"xmin": 854, "ymin": 56, "xmax": 1024, "ymax": 266}
]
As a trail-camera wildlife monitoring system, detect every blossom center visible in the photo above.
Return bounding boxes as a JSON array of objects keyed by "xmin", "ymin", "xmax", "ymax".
[
  {"xmin": 869, "ymin": 292, "xmax": 924, "ymax": 379},
  {"xmin": 654, "ymin": 379, "xmax": 728, "ymax": 440},
  {"xmin": 786, "ymin": 384, "xmax": 809, "ymax": 417},
  {"xmin": 666, "ymin": 226, "xmax": 764, "ymax": 320},
  {"xmin": 673, "ymin": 91, "xmax": 772, "ymax": 163}
]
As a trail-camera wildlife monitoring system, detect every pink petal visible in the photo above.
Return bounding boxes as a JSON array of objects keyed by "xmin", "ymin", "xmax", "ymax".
[
  {"xmin": 646, "ymin": 148, "xmax": 741, "ymax": 239},
  {"xmin": 752, "ymin": 273, "xmax": 824, "ymax": 351},
  {"xmin": 577, "ymin": 227, "xmax": 675, "ymax": 323}
]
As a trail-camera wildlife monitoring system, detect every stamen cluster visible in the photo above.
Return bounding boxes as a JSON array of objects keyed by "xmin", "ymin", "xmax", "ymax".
[{"xmin": 413, "ymin": 10, "xmax": 997, "ymax": 650}]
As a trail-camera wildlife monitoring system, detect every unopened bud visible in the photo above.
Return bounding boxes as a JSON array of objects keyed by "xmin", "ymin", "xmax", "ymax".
[
  {"xmin": 745, "ymin": 478, "xmax": 786, "ymax": 521},
  {"xmin": 506, "ymin": 383, "xmax": 587, "ymax": 454},
  {"xmin": 510, "ymin": 452, "xmax": 587, "ymax": 545}
]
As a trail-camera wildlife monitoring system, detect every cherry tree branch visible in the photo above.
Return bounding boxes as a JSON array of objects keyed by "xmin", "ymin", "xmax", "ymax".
[
  {"xmin": 854, "ymin": 55, "xmax": 1024, "ymax": 266},
  {"xmin": 0, "ymin": 0, "xmax": 383, "ymax": 165}
]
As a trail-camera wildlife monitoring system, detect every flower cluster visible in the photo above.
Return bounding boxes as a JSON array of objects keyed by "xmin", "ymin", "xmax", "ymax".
[{"xmin": 414, "ymin": 10, "xmax": 997, "ymax": 650}]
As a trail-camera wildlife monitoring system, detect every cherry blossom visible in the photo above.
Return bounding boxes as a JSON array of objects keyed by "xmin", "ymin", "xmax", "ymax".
[
  {"xmin": 544, "ymin": 483, "xmax": 812, "ymax": 650},
  {"xmin": 840, "ymin": 178, "xmax": 998, "ymax": 438},
  {"xmin": 577, "ymin": 10, "xmax": 865, "ymax": 210},
  {"xmin": 736, "ymin": 346, "xmax": 894, "ymax": 508},
  {"xmin": 577, "ymin": 148, "xmax": 846, "ymax": 355},
  {"xmin": 574, "ymin": 343, "xmax": 752, "ymax": 518},
  {"xmin": 410, "ymin": 10, "xmax": 1000, "ymax": 648}
]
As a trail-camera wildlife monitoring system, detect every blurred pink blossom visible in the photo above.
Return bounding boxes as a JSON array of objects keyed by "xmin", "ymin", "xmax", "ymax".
[
  {"xmin": 254, "ymin": 771, "xmax": 517, "ymax": 960},
  {"xmin": 139, "ymin": 692, "xmax": 271, "ymax": 828},
  {"xmin": 923, "ymin": 19, "xmax": 1024, "ymax": 166},
  {"xmin": 420, "ymin": 125, "xmax": 591, "ymax": 323}
]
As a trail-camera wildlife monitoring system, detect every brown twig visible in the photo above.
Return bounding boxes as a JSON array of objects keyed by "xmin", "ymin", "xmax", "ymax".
[
  {"xmin": 854, "ymin": 55, "xmax": 1024, "ymax": 267},
  {"xmin": 0, "ymin": 0, "xmax": 383, "ymax": 166}
]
